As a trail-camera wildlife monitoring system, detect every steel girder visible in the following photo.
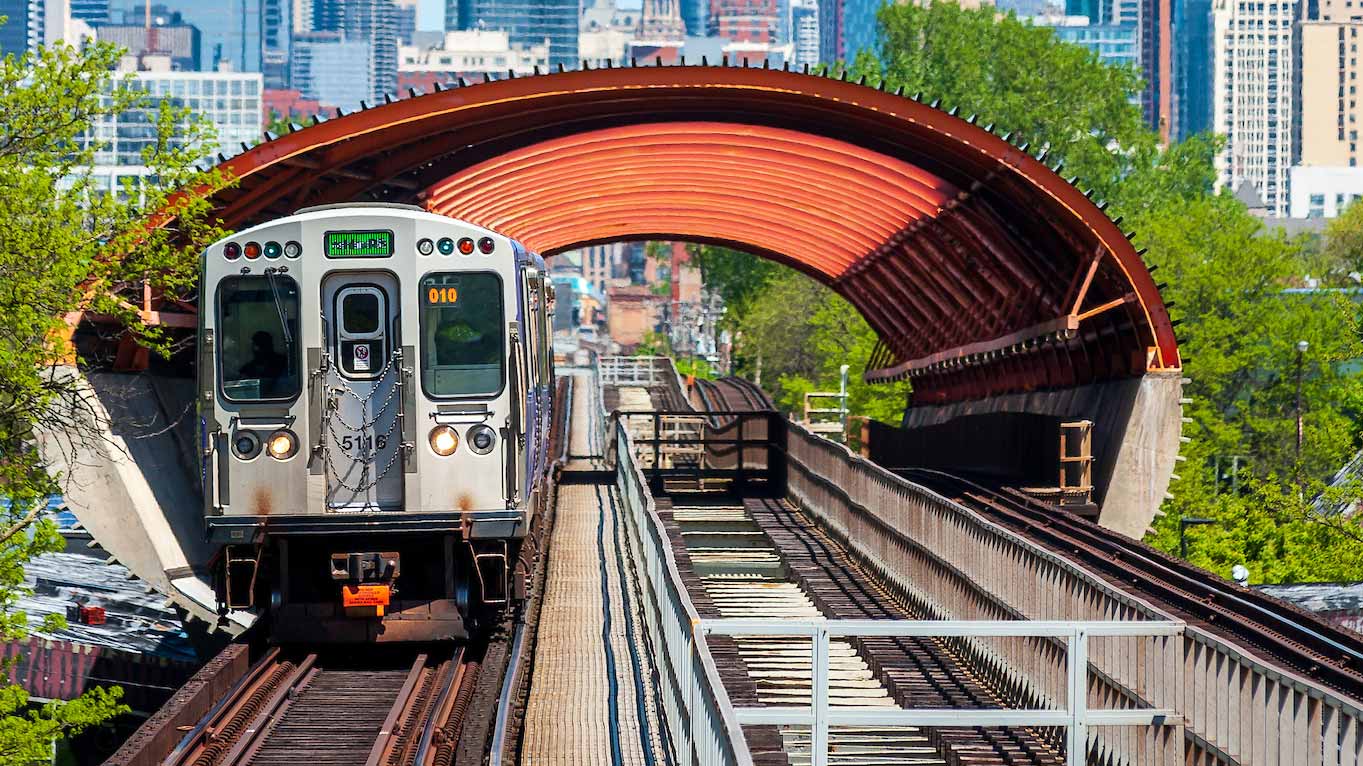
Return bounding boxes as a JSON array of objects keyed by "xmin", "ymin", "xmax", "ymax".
[{"xmin": 202, "ymin": 64, "xmax": 1180, "ymax": 405}]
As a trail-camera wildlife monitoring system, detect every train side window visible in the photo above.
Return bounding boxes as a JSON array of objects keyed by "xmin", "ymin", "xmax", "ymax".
[
  {"xmin": 217, "ymin": 275, "xmax": 301, "ymax": 402},
  {"xmin": 419, "ymin": 272, "xmax": 505, "ymax": 397}
]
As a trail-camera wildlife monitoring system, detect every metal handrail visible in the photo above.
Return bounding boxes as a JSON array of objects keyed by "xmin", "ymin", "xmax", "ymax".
[
  {"xmin": 614, "ymin": 418, "xmax": 754, "ymax": 766},
  {"xmin": 781, "ymin": 417, "xmax": 1363, "ymax": 766},
  {"xmin": 703, "ymin": 619, "xmax": 1183, "ymax": 766}
]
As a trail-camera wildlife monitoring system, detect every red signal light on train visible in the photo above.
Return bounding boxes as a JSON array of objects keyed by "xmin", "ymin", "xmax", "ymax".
[
  {"xmin": 223, "ymin": 242, "xmax": 242, "ymax": 260},
  {"xmin": 457, "ymin": 237, "xmax": 475, "ymax": 255},
  {"xmin": 477, "ymin": 237, "xmax": 495, "ymax": 254},
  {"xmin": 243, "ymin": 242, "xmax": 262, "ymax": 260}
]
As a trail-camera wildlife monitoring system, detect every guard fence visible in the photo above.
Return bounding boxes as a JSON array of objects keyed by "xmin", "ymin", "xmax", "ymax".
[{"xmin": 609, "ymin": 408, "xmax": 1195, "ymax": 766}]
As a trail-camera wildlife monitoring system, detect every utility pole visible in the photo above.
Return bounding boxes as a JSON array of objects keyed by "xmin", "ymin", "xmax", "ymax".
[
  {"xmin": 1180, "ymin": 516, "xmax": 1216, "ymax": 559},
  {"xmin": 1295, "ymin": 340, "xmax": 1308, "ymax": 482}
]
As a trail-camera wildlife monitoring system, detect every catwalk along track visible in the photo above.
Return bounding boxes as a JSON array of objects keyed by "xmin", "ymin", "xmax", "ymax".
[{"xmin": 904, "ymin": 468, "xmax": 1363, "ymax": 698}]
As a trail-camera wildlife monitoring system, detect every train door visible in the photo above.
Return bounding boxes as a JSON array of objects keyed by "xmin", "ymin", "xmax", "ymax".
[{"xmin": 320, "ymin": 273, "xmax": 404, "ymax": 511}]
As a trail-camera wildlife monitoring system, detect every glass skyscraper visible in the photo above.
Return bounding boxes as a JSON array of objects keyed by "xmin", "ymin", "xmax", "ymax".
[
  {"xmin": 158, "ymin": 0, "xmax": 263, "ymax": 71},
  {"xmin": 0, "ymin": 0, "xmax": 42, "ymax": 56},
  {"xmin": 1172, "ymin": 0, "xmax": 1212, "ymax": 139},
  {"xmin": 448, "ymin": 0, "xmax": 579, "ymax": 67}
]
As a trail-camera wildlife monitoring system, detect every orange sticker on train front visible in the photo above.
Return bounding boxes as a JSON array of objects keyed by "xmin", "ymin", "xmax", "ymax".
[{"xmin": 342, "ymin": 584, "xmax": 391, "ymax": 607}]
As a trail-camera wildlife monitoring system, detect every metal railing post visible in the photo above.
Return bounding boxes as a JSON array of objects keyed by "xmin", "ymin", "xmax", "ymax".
[
  {"xmin": 813, "ymin": 625, "xmax": 831, "ymax": 766},
  {"xmin": 1067, "ymin": 627, "xmax": 1088, "ymax": 766}
]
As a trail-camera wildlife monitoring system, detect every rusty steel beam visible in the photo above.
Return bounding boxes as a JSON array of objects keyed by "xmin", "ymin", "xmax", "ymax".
[{"xmin": 182, "ymin": 64, "xmax": 1178, "ymax": 406}]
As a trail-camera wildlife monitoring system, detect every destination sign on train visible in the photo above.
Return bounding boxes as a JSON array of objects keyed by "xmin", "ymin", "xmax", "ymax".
[{"xmin": 324, "ymin": 230, "xmax": 394, "ymax": 257}]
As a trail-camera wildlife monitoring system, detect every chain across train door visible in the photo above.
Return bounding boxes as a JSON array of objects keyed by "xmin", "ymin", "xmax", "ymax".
[{"xmin": 320, "ymin": 273, "xmax": 404, "ymax": 511}]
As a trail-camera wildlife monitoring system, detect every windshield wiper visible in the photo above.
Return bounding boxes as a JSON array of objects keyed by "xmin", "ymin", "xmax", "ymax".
[{"xmin": 264, "ymin": 266, "xmax": 295, "ymax": 352}]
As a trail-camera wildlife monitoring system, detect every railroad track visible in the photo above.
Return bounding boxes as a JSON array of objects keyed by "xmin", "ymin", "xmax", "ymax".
[
  {"xmin": 691, "ymin": 375, "xmax": 773, "ymax": 414},
  {"xmin": 653, "ymin": 487, "xmax": 1066, "ymax": 766},
  {"xmin": 904, "ymin": 468, "xmax": 1363, "ymax": 698},
  {"xmin": 162, "ymin": 646, "xmax": 479, "ymax": 766}
]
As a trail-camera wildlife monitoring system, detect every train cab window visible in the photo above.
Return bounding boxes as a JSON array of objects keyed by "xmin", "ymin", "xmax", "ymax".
[
  {"xmin": 420, "ymin": 272, "xmax": 504, "ymax": 397},
  {"xmin": 217, "ymin": 275, "xmax": 301, "ymax": 401},
  {"xmin": 342, "ymin": 292, "xmax": 381, "ymax": 334}
]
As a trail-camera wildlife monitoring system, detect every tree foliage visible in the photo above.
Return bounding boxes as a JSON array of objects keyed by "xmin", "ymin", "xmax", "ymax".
[
  {"xmin": 0, "ymin": 40, "xmax": 230, "ymax": 756},
  {"xmin": 688, "ymin": 0, "xmax": 1363, "ymax": 583}
]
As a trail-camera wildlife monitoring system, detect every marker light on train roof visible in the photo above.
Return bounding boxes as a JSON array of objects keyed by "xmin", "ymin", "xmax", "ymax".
[
  {"xmin": 263, "ymin": 241, "xmax": 283, "ymax": 259},
  {"xmin": 457, "ymin": 237, "xmax": 475, "ymax": 255},
  {"xmin": 477, "ymin": 237, "xmax": 495, "ymax": 254},
  {"xmin": 243, "ymin": 242, "xmax": 262, "ymax": 260},
  {"xmin": 284, "ymin": 241, "xmax": 302, "ymax": 258},
  {"xmin": 223, "ymin": 242, "xmax": 242, "ymax": 260},
  {"xmin": 417, "ymin": 238, "xmax": 435, "ymax": 256}
]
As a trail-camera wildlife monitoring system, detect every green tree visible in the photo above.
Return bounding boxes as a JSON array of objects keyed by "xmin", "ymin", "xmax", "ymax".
[
  {"xmin": 687, "ymin": 245, "xmax": 782, "ymax": 321},
  {"xmin": 735, "ymin": 270, "xmax": 909, "ymax": 422},
  {"xmin": 0, "ymin": 40, "xmax": 229, "ymax": 758},
  {"xmin": 858, "ymin": 1, "xmax": 1157, "ymax": 202}
]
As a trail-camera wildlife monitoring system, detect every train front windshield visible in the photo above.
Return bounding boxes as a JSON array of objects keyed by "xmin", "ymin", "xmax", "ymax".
[
  {"xmin": 420, "ymin": 272, "xmax": 505, "ymax": 397},
  {"xmin": 218, "ymin": 276, "xmax": 301, "ymax": 401}
]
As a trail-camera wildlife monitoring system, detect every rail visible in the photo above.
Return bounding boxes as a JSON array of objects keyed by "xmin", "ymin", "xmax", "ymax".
[
  {"xmin": 599, "ymin": 355, "xmax": 668, "ymax": 386},
  {"xmin": 614, "ymin": 417, "xmax": 754, "ymax": 766},
  {"xmin": 702, "ymin": 619, "xmax": 1184, "ymax": 766},
  {"xmin": 613, "ymin": 409, "xmax": 785, "ymax": 496},
  {"xmin": 783, "ymin": 419, "xmax": 1363, "ymax": 766}
]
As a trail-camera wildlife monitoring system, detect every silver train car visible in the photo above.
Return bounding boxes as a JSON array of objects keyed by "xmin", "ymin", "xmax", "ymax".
[{"xmin": 198, "ymin": 204, "xmax": 554, "ymax": 642}]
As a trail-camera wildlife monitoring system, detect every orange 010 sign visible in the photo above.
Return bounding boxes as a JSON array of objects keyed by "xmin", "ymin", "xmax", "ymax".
[{"xmin": 426, "ymin": 286, "xmax": 458, "ymax": 305}]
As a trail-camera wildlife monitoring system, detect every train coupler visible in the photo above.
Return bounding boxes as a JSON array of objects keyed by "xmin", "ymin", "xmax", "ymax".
[{"xmin": 331, "ymin": 551, "xmax": 400, "ymax": 618}]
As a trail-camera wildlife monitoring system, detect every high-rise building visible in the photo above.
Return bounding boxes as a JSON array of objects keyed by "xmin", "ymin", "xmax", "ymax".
[
  {"xmin": 394, "ymin": 0, "xmax": 417, "ymax": 43},
  {"xmin": 681, "ymin": 0, "xmax": 705, "ymax": 35},
  {"xmin": 1290, "ymin": 1, "xmax": 1363, "ymax": 217},
  {"xmin": 262, "ymin": 0, "xmax": 292, "ymax": 87},
  {"xmin": 1028, "ymin": 14, "xmax": 1139, "ymax": 67},
  {"xmin": 817, "ymin": 0, "xmax": 840, "ymax": 64},
  {"xmin": 160, "ymin": 0, "xmax": 263, "ymax": 71},
  {"xmin": 839, "ymin": 0, "xmax": 877, "ymax": 59},
  {"xmin": 84, "ymin": 56, "xmax": 261, "ymax": 182},
  {"xmin": 0, "ymin": 0, "xmax": 43, "ymax": 56},
  {"xmin": 1212, "ymin": 0, "xmax": 1298, "ymax": 215},
  {"xmin": 448, "ymin": 0, "xmax": 579, "ymax": 67},
  {"xmin": 311, "ymin": 0, "xmax": 399, "ymax": 101},
  {"xmin": 69, "ymin": 0, "xmax": 109, "ymax": 24},
  {"xmin": 641, "ymin": 0, "xmax": 686, "ymax": 41},
  {"xmin": 398, "ymin": 29, "xmax": 548, "ymax": 77},
  {"xmin": 708, "ymin": 0, "xmax": 777, "ymax": 42},
  {"xmin": 290, "ymin": 31, "xmax": 375, "ymax": 109},
  {"xmin": 94, "ymin": 17, "xmax": 203, "ymax": 70},
  {"xmin": 1138, "ymin": 0, "xmax": 1172, "ymax": 138},
  {"xmin": 789, "ymin": 0, "xmax": 818, "ymax": 65},
  {"xmin": 1172, "ymin": 0, "xmax": 1213, "ymax": 139}
]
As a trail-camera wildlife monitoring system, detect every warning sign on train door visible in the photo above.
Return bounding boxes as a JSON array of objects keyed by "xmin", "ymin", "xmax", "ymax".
[{"xmin": 353, "ymin": 343, "xmax": 370, "ymax": 372}]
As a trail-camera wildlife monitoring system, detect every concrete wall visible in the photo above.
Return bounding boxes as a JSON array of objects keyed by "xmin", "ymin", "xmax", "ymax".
[
  {"xmin": 893, "ymin": 371, "xmax": 1184, "ymax": 538},
  {"xmin": 37, "ymin": 368, "xmax": 251, "ymax": 632}
]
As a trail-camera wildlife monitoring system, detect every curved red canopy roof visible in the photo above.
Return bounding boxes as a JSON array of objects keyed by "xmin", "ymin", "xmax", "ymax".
[{"xmin": 208, "ymin": 63, "xmax": 1180, "ymax": 405}]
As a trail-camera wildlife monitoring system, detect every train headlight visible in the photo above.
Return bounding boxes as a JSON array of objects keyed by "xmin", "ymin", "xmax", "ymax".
[
  {"xmin": 429, "ymin": 425, "xmax": 459, "ymax": 456},
  {"xmin": 283, "ymin": 240, "xmax": 302, "ymax": 259},
  {"xmin": 232, "ymin": 430, "xmax": 262, "ymax": 460},
  {"xmin": 266, "ymin": 430, "xmax": 298, "ymax": 460},
  {"xmin": 467, "ymin": 424, "xmax": 497, "ymax": 455}
]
